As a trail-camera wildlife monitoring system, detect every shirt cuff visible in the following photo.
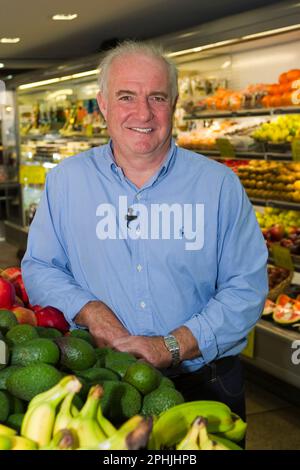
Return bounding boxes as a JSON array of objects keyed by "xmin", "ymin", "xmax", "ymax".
[
  {"xmin": 65, "ymin": 291, "xmax": 99, "ymax": 329},
  {"xmin": 183, "ymin": 313, "xmax": 219, "ymax": 365}
]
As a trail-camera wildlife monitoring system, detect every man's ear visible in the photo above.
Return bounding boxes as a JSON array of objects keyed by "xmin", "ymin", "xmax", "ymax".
[{"xmin": 97, "ymin": 91, "xmax": 107, "ymax": 120}]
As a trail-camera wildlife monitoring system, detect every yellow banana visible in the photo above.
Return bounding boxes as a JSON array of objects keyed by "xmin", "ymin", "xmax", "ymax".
[
  {"xmin": 0, "ymin": 423, "xmax": 17, "ymax": 437},
  {"xmin": 208, "ymin": 434, "xmax": 243, "ymax": 450},
  {"xmin": 218, "ymin": 413, "xmax": 247, "ymax": 442},
  {"xmin": 149, "ymin": 401, "xmax": 234, "ymax": 450},
  {"xmin": 96, "ymin": 387, "xmax": 117, "ymax": 438},
  {"xmin": 53, "ymin": 392, "xmax": 78, "ymax": 436},
  {"xmin": 69, "ymin": 385, "xmax": 106, "ymax": 448},
  {"xmin": 96, "ymin": 415, "xmax": 152, "ymax": 450},
  {"xmin": 11, "ymin": 436, "xmax": 38, "ymax": 450},
  {"xmin": 176, "ymin": 416, "xmax": 201, "ymax": 450},
  {"xmin": 22, "ymin": 375, "xmax": 82, "ymax": 447},
  {"xmin": 41, "ymin": 429, "xmax": 78, "ymax": 450},
  {"xmin": 0, "ymin": 435, "xmax": 12, "ymax": 450}
]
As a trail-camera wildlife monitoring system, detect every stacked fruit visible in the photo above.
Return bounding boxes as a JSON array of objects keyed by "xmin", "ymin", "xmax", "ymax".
[
  {"xmin": 237, "ymin": 160, "xmax": 300, "ymax": 202},
  {"xmin": 0, "ymin": 376, "xmax": 246, "ymax": 450},
  {"xmin": 262, "ymin": 294, "xmax": 300, "ymax": 327},
  {"xmin": 252, "ymin": 115, "xmax": 300, "ymax": 143},
  {"xmin": 267, "ymin": 265, "xmax": 291, "ymax": 291},
  {"xmin": 256, "ymin": 208, "xmax": 300, "ymax": 254},
  {"xmin": 261, "ymin": 69, "xmax": 300, "ymax": 108}
]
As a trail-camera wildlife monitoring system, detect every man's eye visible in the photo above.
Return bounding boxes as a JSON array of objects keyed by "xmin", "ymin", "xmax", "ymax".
[
  {"xmin": 151, "ymin": 96, "xmax": 166, "ymax": 102},
  {"xmin": 119, "ymin": 96, "xmax": 133, "ymax": 101}
]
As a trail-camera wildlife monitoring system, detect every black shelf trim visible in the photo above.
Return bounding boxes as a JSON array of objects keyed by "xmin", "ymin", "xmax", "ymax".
[
  {"xmin": 250, "ymin": 198, "xmax": 300, "ymax": 211},
  {"xmin": 184, "ymin": 106, "xmax": 300, "ymax": 120}
]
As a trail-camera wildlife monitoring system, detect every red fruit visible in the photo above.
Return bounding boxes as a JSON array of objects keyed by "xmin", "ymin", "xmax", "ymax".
[
  {"xmin": 12, "ymin": 274, "xmax": 29, "ymax": 306},
  {"xmin": 11, "ymin": 306, "xmax": 37, "ymax": 326},
  {"xmin": 30, "ymin": 305, "xmax": 43, "ymax": 313},
  {"xmin": 269, "ymin": 224, "xmax": 285, "ymax": 242},
  {"xmin": 35, "ymin": 306, "xmax": 69, "ymax": 332},
  {"xmin": 0, "ymin": 277, "xmax": 16, "ymax": 309},
  {"xmin": 1, "ymin": 267, "xmax": 21, "ymax": 282}
]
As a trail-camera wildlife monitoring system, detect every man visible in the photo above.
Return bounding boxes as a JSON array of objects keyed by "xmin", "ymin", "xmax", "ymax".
[{"xmin": 22, "ymin": 41, "xmax": 268, "ymax": 421}]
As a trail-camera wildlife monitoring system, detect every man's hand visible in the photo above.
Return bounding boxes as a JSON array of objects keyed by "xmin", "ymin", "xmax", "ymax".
[
  {"xmin": 75, "ymin": 300, "xmax": 130, "ymax": 348},
  {"xmin": 112, "ymin": 335, "xmax": 172, "ymax": 369}
]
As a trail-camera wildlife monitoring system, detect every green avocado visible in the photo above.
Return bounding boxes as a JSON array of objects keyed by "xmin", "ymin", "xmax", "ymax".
[
  {"xmin": 11, "ymin": 338, "xmax": 60, "ymax": 366},
  {"xmin": 55, "ymin": 337, "xmax": 96, "ymax": 371}
]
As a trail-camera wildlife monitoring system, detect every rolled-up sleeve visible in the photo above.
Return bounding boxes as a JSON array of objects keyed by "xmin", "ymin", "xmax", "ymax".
[
  {"xmin": 21, "ymin": 167, "xmax": 98, "ymax": 326},
  {"xmin": 184, "ymin": 171, "xmax": 268, "ymax": 364}
]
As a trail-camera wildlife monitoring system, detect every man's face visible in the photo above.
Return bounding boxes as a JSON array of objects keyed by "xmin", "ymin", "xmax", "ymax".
[{"xmin": 97, "ymin": 53, "xmax": 176, "ymax": 161}]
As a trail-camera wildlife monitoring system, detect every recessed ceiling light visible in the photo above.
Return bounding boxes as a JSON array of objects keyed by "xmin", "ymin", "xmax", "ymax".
[
  {"xmin": 52, "ymin": 14, "xmax": 78, "ymax": 21},
  {"xmin": 0, "ymin": 63, "xmax": 4, "ymax": 68},
  {"xmin": 6, "ymin": 75, "xmax": 13, "ymax": 80},
  {"xmin": 0, "ymin": 38, "xmax": 20, "ymax": 44}
]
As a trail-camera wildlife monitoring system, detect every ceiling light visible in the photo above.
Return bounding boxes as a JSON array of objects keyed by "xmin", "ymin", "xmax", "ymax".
[
  {"xmin": 167, "ymin": 39, "xmax": 239, "ymax": 58},
  {"xmin": 0, "ymin": 38, "xmax": 20, "ymax": 43},
  {"xmin": 241, "ymin": 24, "xmax": 300, "ymax": 40},
  {"xmin": 18, "ymin": 69, "xmax": 98, "ymax": 90},
  {"xmin": 52, "ymin": 14, "xmax": 78, "ymax": 21},
  {"xmin": 0, "ymin": 63, "xmax": 4, "ymax": 68},
  {"xmin": 221, "ymin": 60, "xmax": 231, "ymax": 69},
  {"xmin": 6, "ymin": 75, "xmax": 13, "ymax": 80}
]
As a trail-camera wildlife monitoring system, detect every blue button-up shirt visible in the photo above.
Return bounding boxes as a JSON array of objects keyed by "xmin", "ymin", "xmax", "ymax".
[{"xmin": 22, "ymin": 139, "xmax": 268, "ymax": 373}]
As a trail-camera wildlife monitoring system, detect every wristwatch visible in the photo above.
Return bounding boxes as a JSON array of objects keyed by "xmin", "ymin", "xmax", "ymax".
[{"xmin": 163, "ymin": 334, "xmax": 181, "ymax": 367}]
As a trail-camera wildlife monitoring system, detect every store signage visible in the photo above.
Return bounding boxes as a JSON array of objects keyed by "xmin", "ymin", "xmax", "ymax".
[
  {"xmin": 271, "ymin": 244, "xmax": 294, "ymax": 272},
  {"xmin": 0, "ymin": 340, "xmax": 8, "ymax": 366},
  {"xmin": 292, "ymin": 139, "xmax": 300, "ymax": 161},
  {"xmin": 216, "ymin": 138, "xmax": 236, "ymax": 158},
  {"xmin": 241, "ymin": 329, "xmax": 255, "ymax": 359},
  {"xmin": 19, "ymin": 165, "xmax": 46, "ymax": 185}
]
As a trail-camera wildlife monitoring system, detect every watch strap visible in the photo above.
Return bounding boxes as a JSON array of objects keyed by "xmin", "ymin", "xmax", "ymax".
[{"xmin": 163, "ymin": 334, "xmax": 181, "ymax": 367}]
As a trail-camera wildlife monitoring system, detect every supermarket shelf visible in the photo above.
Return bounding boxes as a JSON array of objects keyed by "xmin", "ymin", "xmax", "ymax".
[
  {"xmin": 20, "ymin": 133, "xmax": 109, "ymax": 141},
  {"xmin": 184, "ymin": 106, "xmax": 300, "ymax": 120},
  {"xmin": 250, "ymin": 198, "xmax": 300, "ymax": 211},
  {"xmin": 242, "ymin": 318, "xmax": 300, "ymax": 389},
  {"xmin": 194, "ymin": 148, "xmax": 293, "ymax": 161}
]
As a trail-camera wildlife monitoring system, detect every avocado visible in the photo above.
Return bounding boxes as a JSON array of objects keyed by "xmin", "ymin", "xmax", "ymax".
[
  {"xmin": 141, "ymin": 387, "xmax": 184, "ymax": 417},
  {"xmin": 0, "ymin": 310, "xmax": 18, "ymax": 334},
  {"xmin": 94, "ymin": 347, "xmax": 112, "ymax": 368},
  {"xmin": 10, "ymin": 396, "xmax": 25, "ymax": 414},
  {"xmin": 69, "ymin": 329, "xmax": 95, "ymax": 346},
  {"xmin": 159, "ymin": 376, "xmax": 175, "ymax": 389},
  {"xmin": 6, "ymin": 413, "xmax": 24, "ymax": 433},
  {"xmin": 36, "ymin": 326, "xmax": 63, "ymax": 339},
  {"xmin": 75, "ymin": 367, "xmax": 120, "ymax": 384},
  {"xmin": 6, "ymin": 363, "xmax": 63, "ymax": 401},
  {"xmin": 11, "ymin": 338, "xmax": 60, "ymax": 366},
  {"xmin": 0, "ymin": 366, "xmax": 23, "ymax": 390},
  {"xmin": 100, "ymin": 380, "xmax": 142, "ymax": 425},
  {"xmin": 0, "ymin": 390, "xmax": 11, "ymax": 422},
  {"xmin": 55, "ymin": 337, "xmax": 96, "ymax": 371},
  {"xmin": 104, "ymin": 350, "xmax": 137, "ymax": 378},
  {"xmin": 6, "ymin": 324, "xmax": 39, "ymax": 346}
]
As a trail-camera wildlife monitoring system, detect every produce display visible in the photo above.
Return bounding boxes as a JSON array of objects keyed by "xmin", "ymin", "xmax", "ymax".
[
  {"xmin": 0, "ymin": 376, "xmax": 246, "ymax": 450},
  {"xmin": 263, "ymin": 294, "xmax": 300, "ymax": 327},
  {"xmin": 252, "ymin": 115, "xmax": 300, "ymax": 143},
  {"xmin": 267, "ymin": 265, "xmax": 291, "ymax": 291}
]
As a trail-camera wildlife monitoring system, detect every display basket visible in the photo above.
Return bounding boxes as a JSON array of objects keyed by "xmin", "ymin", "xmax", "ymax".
[{"xmin": 268, "ymin": 270, "xmax": 294, "ymax": 302}]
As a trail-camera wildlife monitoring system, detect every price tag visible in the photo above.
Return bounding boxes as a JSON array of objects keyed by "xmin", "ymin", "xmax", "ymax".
[
  {"xmin": 292, "ymin": 139, "xmax": 300, "ymax": 161},
  {"xmin": 216, "ymin": 138, "xmax": 236, "ymax": 158},
  {"xmin": 19, "ymin": 165, "xmax": 46, "ymax": 185},
  {"xmin": 241, "ymin": 329, "xmax": 255, "ymax": 359},
  {"xmin": 0, "ymin": 340, "xmax": 9, "ymax": 366},
  {"xmin": 271, "ymin": 244, "xmax": 294, "ymax": 271}
]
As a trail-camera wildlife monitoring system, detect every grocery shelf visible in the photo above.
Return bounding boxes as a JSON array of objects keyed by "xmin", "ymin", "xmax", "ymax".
[
  {"xmin": 184, "ymin": 106, "xmax": 300, "ymax": 120},
  {"xmin": 193, "ymin": 149, "xmax": 293, "ymax": 162},
  {"xmin": 250, "ymin": 198, "xmax": 300, "ymax": 211},
  {"xmin": 20, "ymin": 134, "xmax": 109, "ymax": 141},
  {"xmin": 268, "ymin": 256, "xmax": 300, "ymax": 273}
]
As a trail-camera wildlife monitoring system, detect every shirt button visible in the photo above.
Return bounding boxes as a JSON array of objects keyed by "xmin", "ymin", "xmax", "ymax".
[
  {"xmin": 140, "ymin": 301, "xmax": 146, "ymax": 309},
  {"xmin": 137, "ymin": 264, "xmax": 143, "ymax": 272}
]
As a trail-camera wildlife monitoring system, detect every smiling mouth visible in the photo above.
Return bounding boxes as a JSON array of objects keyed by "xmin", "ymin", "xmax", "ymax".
[{"xmin": 129, "ymin": 127, "xmax": 153, "ymax": 134}]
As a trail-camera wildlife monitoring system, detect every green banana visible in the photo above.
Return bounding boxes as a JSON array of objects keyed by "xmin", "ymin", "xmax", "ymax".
[
  {"xmin": 149, "ymin": 401, "xmax": 234, "ymax": 450},
  {"xmin": 208, "ymin": 434, "xmax": 243, "ymax": 450},
  {"xmin": 21, "ymin": 375, "xmax": 82, "ymax": 447},
  {"xmin": 176, "ymin": 416, "xmax": 201, "ymax": 450},
  {"xmin": 95, "ymin": 415, "xmax": 152, "ymax": 450},
  {"xmin": 0, "ymin": 435, "xmax": 12, "ymax": 450},
  {"xmin": 11, "ymin": 436, "xmax": 38, "ymax": 450},
  {"xmin": 0, "ymin": 423, "xmax": 17, "ymax": 437},
  {"xmin": 41, "ymin": 429, "xmax": 78, "ymax": 450},
  {"xmin": 218, "ymin": 413, "xmax": 247, "ymax": 442},
  {"xmin": 69, "ymin": 384, "xmax": 106, "ymax": 448},
  {"xmin": 53, "ymin": 392, "xmax": 78, "ymax": 436}
]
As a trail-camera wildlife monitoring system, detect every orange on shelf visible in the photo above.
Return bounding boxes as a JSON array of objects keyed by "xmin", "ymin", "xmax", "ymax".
[
  {"xmin": 281, "ymin": 91, "xmax": 292, "ymax": 106},
  {"xmin": 278, "ymin": 72, "xmax": 289, "ymax": 84},
  {"xmin": 286, "ymin": 69, "xmax": 300, "ymax": 82}
]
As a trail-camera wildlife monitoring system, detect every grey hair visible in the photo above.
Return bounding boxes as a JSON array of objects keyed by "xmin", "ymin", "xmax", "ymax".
[{"xmin": 98, "ymin": 40, "xmax": 178, "ymax": 105}]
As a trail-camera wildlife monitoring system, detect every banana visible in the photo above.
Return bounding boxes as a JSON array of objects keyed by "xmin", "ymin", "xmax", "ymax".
[
  {"xmin": 21, "ymin": 375, "xmax": 82, "ymax": 447},
  {"xmin": 149, "ymin": 401, "xmax": 234, "ymax": 450},
  {"xmin": 208, "ymin": 434, "xmax": 243, "ymax": 450},
  {"xmin": 0, "ymin": 435, "xmax": 12, "ymax": 450},
  {"xmin": 0, "ymin": 423, "xmax": 17, "ymax": 437},
  {"xmin": 69, "ymin": 385, "xmax": 106, "ymax": 448},
  {"xmin": 95, "ymin": 415, "xmax": 152, "ymax": 450},
  {"xmin": 41, "ymin": 429, "xmax": 78, "ymax": 450},
  {"xmin": 11, "ymin": 436, "xmax": 38, "ymax": 450},
  {"xmin": 53, "ymin": 392, "xmax": 78, "ymax": 436},
  {"xmin": 96, "ymin": 387, "xmax": 117, "ymax": 438},
  {"xmin": 218, "ymin": 413, "xmax": 247, "ymax": 442},
  {"xmin": 176, "ymin": 416, "xmax": 201, "ymax": 450}
]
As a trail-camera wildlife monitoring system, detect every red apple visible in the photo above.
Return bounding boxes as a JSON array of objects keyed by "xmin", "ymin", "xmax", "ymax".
[
  {"xmin": 35, "ymin": 306, "xmax": 69, "ymax": 332},
  {"xmin": 15, "ymin": 296, "xmax": 24, "ymax": 307},
  {"xmin": 1, "ymin": 267, "xmax": 21, "ymax": 282},
  {"xmin": 12, "ymin": 274, "xmax": 29, "ymax": 306},
  {"xmin": 269, "ymin": 224, "xmax": 285, "ymax": 242},
  {"xmin": 0, "ymin": 278, "xmax": 16, "ymax": 309},
  {"xmin": 11, "ymin": 306, "xmax": 37, "ymax": 326}
]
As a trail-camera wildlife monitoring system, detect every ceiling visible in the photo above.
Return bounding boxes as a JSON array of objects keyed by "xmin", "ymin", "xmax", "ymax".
[{"xmin": 0, "ymin": 0, "xmax": 287, "ymax": 81}]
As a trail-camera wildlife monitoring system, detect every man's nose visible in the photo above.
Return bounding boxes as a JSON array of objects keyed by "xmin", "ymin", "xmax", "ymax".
[{"xmin": 135, "ymin": 98, "xmax": 153, "ymax": 121}]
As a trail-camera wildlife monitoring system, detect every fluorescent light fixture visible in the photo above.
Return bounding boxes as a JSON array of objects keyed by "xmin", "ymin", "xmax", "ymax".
[
  {"xmin": 52, "ymin": 14, "xmax": 78, "ymax": 21},
  {"xmin": 43, "ymin": 162, "xmax": 57, "ymax": 169},
  {"xmin": 221, "ymin": 60, "xmax": 231, "ymax": 69},
  {"xmin": 167, "ymin": 39, "xmax": 239, "ymax": 58},
  {"xmin": 18, "ymin": 69, "xmax": 98, "ymax": 90},
  {"xmin": 0, "ymin": 37, "xmax": 20, "ymax": 43},
  {"xmin": 241, "ymin": 24, "xmax": 300, "ymax": 40},
  {"xmin": 0, "ymin": 63, "xmax": 4, "ymax": 68}
]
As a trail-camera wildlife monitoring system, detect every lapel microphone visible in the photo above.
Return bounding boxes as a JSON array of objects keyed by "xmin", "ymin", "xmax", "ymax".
[{"xmin": 125, "ymin": 208, "xmax": 138, "ymax": 228}]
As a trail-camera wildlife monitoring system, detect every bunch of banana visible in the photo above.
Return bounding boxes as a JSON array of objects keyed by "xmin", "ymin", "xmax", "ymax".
[
  {"xmin": 41, "ymin": 429, "xmax": 78, "ymax": 450},
  {"xmin": 21, "ymin": 375, "xmax": 82, "ymax": 447},
  {"xmin": 0, "ymin": 423, "xmax": 37, "ymax": 450},
  {"xmin": 149, "ymin": 400, "xmax": 246, "ymax": 450}
]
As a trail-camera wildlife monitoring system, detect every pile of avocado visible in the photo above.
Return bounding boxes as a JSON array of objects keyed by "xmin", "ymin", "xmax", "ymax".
[{"xmin": 0, "ymin": 310, "xmax": 184, "ymax": 429}]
